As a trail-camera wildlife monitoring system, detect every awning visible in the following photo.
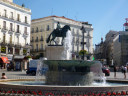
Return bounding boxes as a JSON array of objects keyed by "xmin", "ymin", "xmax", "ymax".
[{"xmin": 1, "ymin": 57, "xmax": 10, "ymax": 63}]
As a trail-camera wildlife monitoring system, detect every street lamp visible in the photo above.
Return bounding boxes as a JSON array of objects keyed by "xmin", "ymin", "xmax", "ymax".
[{"xmin": 80, "ymin": 26, "xmax": 86, "ymax": 60}]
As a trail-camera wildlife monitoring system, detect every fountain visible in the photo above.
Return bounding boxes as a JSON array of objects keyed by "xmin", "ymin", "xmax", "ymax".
[{"xmin": 0, "ymin": 25, "xmax": 128, "ymax": 96}]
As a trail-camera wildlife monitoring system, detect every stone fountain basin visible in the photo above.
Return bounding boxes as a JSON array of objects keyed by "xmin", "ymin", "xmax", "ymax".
[
  {"xmin": 0, "ymin": 79, "xmax": 128, "ymax": 92},
  {"xmin": 43, "ymin": 60, "xmax": 102, "ymax": 85}
]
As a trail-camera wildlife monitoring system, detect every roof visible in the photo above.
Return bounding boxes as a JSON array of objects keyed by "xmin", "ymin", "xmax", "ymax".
[
  {"xmin": 0, "ymin": 0, "xmax": 31, "ymax": 12},
  {"xmin": 32, "ymin": 15, "xmax": 91, "ymax": 25}
]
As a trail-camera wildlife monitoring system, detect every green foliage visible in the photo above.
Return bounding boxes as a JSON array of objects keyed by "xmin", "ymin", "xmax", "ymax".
[
  {"xmin": 26, "ymin": 56, "xmax": 32, "ymax": 58},
  {"xmin": 24, "ymin": 55, "xmax": 32, "ymax": 60},
  {"xmin": 79, "ymin": 50, "xmax": 87, "ymax": 55}
]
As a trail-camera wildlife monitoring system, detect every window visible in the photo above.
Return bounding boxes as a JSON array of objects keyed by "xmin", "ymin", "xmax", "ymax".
[
  {"xmin": 17, "ymin": 14, "xmax": 20, "ymax": 21},
  {"xmin": 17, "ymin": 25, "xmax": 20, "ymax": 33},
  {"xmin": 31, "ymin": 45, "xmax": 34, "ymax": 51},
  {"xmin": 25, "ymin": 16, "xmax": 27, "ymax": 23},
  {"xmin": 35, "ymin": 37, "xmax": 38, "ymax": 42},
  {"xmin": 3, "ymin": 34, "xmax": 6, "ymax": 43},
  {"xmin": 17, "ymin": 36, "xmax": 19, "ymax": 44},
  {"xmin": 24, "ymin": 27, "xmax": 27, "ymax": 34},
  {"xmin": 31, "ymin": 28, "xmax": 34, "ymax": 33},
  {"xmin": 3, "ymin": 21, "xmax": 6, "ymax": 29},
  {"xmin": 25, "ymin": 38, "xmax": 27, "ymax": 44},
  {"xmin": 41, "ymin": 44, "xmax": 43, "ymax": 50},
  {"xmin": 31, "ymin": 37, "xmax": 34, "ymax": 42},
  {"xmin": 40, "ymin": 27, "xmax": 43, "ymax": 32},
  {"xmin": 4, "ymin": 9, "xmax": 7, "ymax": 17},
  {"xmin": 46, "ymin": 25, "xmax": 50, "ymax": 31},
  {"xmin": 10, "ymin": 35, "xmax": 12, "ymax": 44},
  {"xmin": 10, "ymin": 23, "xmax": 13, "ymax": 31},
  {"xmin": 40, "ymin": 36, "xmax": 43, "ymax": 41},
  {"xmin": 10, "ymin": 12, "xmax": 13, "ymax": 19},
  {"xmin": 36, "ymin": 27, "xmax": 38, "ymax": 32},
  {"xmin": 36, "ymin": 44, "xmax": 38, "ymax": 51}
]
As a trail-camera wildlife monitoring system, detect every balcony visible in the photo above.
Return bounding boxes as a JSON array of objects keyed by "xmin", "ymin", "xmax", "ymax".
[
  {"xmin": 23, "ymin": 44, "xmax": 31, "ymax": 49},
  {"xmin": 8, "ymin": 29, "xmax": 14, "ymax": 34},
  {"xmin": 0, "ymin": 41, "xmax": 8, "ymax": 46},
  {"xmin": 40, "ymin": 39, "xmax": 44, "ymax": 41},
  {"xmin": 17, "ymin": 18, "xmax": 21, "ymax": 22},
  {"xmin": 31, "ymin": 48, "xmax": 45, "ymax": 52},
  {"xmin": 15, "ymin": 44, "xmax": 21, "ymax": 48},
  {"xmin": 23, "ymin": 32, "xmax": 29, "ymax": 38},
  {"xmin": 35, "ymin": 39, "xmax": 38, "ymax": 42},
  {"xmin": 8, "ymin": 43, "xmax": 15, "ymax": 47},
  {"xmin": 15, "ymin": 30, "xmax": 21, "ymax": 36},
  {"xmin": 31, "ymin": 40, "xmax": 34, "ymax": 43},
  {"xmin": 1, "ymin": 27, "xmax": 8, "ymax": 33},
  {"xmin": 9, "ymin": 16, "xmax": 14, "ymax": 20},
  {"xmin": 24, "ymin": 21, "xmax": 29, "ymax": 24},
  {"xmin": 2, "ymin": 14, "xmax": 8, "ymax": 18},
  {"xmin": 31, "ymin": 30, "xmax": 34, "ymax": 33}
]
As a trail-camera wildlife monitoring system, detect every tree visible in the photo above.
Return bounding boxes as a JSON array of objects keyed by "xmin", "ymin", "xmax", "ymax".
[{"xmin": 79, "ymin": 50, "xmax": 87, "ymax": 56}]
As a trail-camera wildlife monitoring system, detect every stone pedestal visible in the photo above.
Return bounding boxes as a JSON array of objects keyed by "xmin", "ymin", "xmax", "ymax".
[{"xmin": 46, "ymin": 46, "xmax": 64, "ymax": 60}]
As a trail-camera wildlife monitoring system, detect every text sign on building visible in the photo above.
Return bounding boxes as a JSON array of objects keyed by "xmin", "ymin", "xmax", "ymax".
[
  {"xmin": 23, "ymin": 49, "xmax": 27, "ymax": 55},
  {"xmin": 1, "ymin": 46, "xmax": 6, "ymax": 53}
]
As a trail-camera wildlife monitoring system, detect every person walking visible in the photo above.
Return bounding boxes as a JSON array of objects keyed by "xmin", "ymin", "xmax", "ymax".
[
  {"xmin": 123, "ymin": 66, "xmax": 127, "ymax": 79},
  {"xmin": 114, "ymin": 65, "xmax": 117, "ymax": 78}
]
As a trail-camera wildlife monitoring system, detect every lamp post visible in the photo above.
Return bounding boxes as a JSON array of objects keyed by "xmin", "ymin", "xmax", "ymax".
[{"xmin": 80, "ymin": 26, "xmax": 86, "ymax": 60}]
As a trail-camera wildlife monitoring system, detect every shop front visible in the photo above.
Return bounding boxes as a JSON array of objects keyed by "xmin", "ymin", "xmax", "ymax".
[
  {"xmin": 0, "ymin": 57, "xmax": 10, "ymax": 69},
  {"xmin": 14, "ymin": 56, "xmax": 24, "ymax": 71}
]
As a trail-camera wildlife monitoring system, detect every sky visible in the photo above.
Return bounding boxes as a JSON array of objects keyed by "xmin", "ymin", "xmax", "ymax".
[{"xmin": 14, "ymin": 0, "xmax": 128, "ymax": 46}]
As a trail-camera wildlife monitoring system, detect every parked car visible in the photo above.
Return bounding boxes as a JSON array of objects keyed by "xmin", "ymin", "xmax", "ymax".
[
  {"xmin": 26, "ymin": 59, "xmax": 48, "ymax": 75},
  {"xmin": 102, "ymin": 67, "xmax": 110, "ymax": 76}
]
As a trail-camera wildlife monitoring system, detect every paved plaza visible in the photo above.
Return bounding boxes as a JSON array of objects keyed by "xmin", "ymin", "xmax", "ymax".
[
  {"xmin": 0, "ymin": 69, "xmax": 128, "ymax": 81},
  {"xmin": 0, "ymin": 69, "xmax": 36, "ymax": 80}
]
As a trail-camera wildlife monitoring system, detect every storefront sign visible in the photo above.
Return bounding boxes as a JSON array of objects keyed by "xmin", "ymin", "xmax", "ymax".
[
  {"xmin": 14, "ymin": 56, "xmax": 24, "ymax": 59},
  {"xmin": 23, "ymin": 49, "xmax": 27, "ymax": 55},
  {"xmin": 7, "ymin": 54, "xmax": 13, "ymax": 61},
  {"xmin": 1, "ymin": 46, "xmax": 6, "ymax": 53}
]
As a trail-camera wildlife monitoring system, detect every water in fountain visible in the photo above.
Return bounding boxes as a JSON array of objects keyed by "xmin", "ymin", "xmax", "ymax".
[
  {"xmin": 35, "ymin": 58, "xmax": 47, "ymax": 81},
  {"xmin": 61, "ymin": 30, "xmax": 73, "ymax": 60},
  {"xmin": 90, "ymin": 61, "xmax": 107, "ymax": 85}
]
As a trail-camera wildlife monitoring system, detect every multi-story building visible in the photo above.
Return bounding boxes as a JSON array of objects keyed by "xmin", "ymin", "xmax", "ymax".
[
  {"xmin": 113, "ymin": 19, "xmax": 128, "ymax": 66},
  {"xmin": 31, "ymin": 15, "xmax": 93, "ymax": 60},
  {"xmin": 0, "ymin": 0, "xmax": 31, "ymax": 70},
  {"xmin": 104, "ymin": 30, "xmax": 118, "ymax": 66}
]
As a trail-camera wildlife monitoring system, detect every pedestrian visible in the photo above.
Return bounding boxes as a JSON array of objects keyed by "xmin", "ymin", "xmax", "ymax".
[
  {"xmin": 114, "ymin": 65, "xmax": 117, "ymax": 78},
  {"xmin": 123, "ymin": 66, "xmax": 127, "ymax": 79},
  {"xmin": 121, "ymin": 66, "xmax": 124, "ymax": 73},
  {"xmin": 1, "ymin": 73, "xmax": 7, "ymax": 79}
]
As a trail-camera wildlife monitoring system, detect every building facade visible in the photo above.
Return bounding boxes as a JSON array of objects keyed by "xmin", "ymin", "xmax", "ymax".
[
  {"xmin": 0, "ymin": 0, "xmax": 31, "ymax": 70},
  {"xmin": 104, "ymin": 30, "xmax": 118, "ymax": 66},
  {"xmin": 31, "ymin": 16, "xmax": 93, "ymax": 60},
  {"xmin": 113, "ymin": 19, "xmax": 128, "ymax": 66}
]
